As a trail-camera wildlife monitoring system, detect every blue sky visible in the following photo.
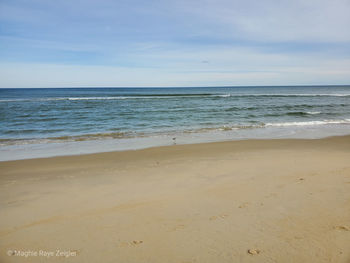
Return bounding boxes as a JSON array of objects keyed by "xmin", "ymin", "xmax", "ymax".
[{"xmin": 0, "ymin": 0, "xmax": 349, "ymax": 87}]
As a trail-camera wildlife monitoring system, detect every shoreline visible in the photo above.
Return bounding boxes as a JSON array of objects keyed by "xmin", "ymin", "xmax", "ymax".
[
  {"xmin": 1, "ymin": 126, "xmax": 350, "ymax": 162},
  {"xmin": 1, "ymin": 133, "xmax": 350, "ymax": 162},
  {"xmin": 1, "ymin": 136, "xmax": 350, "ymax": 262}
]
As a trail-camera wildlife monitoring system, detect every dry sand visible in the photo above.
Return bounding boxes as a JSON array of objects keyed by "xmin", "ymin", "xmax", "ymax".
[{"xmin": 0, "ymin": 136, "xmax": 350, "ymax": 262}]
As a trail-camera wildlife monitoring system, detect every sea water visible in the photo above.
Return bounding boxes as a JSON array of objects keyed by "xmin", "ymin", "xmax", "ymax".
[{"xmin": 1, "ymin": 86, "xmax": 349, "ymax": 160}]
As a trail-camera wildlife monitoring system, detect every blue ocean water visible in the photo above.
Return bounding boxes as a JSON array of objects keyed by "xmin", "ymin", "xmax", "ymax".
[
  {"xmin": 1, "ymin": 86, "xmax": 350, "ymax": 144},
  {"xmin": 0, "ymin": 86, "xmax": 350, "ymax": 160}
]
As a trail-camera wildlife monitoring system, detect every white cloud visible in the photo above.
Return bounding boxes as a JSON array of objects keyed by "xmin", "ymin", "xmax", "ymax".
[
  {"xmin": 1, "ymin": 45, "xmax": 349, "ymax": 87},
  {"xmin": 0, "ymin": 0, "xmax": 349, "ymax": 87},
  {"xmin": 170, "ymin": 0, "xmax": 350, "ymax": 42}
]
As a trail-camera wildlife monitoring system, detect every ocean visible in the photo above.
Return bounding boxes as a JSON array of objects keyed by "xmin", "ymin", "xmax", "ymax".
[{"xmin": 1, "ymin": 86, "xmax": 350, "ymax": 160}]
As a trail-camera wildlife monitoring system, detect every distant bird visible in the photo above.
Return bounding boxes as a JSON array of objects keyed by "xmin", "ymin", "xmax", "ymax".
[{"xmin": 172, "ymin": 137, "xmax": 176, "ymax": 145}]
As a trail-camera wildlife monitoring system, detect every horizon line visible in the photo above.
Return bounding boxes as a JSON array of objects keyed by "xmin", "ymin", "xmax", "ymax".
[{"xmin": 1, "ymin": 84, "xmax": 350, "ymax": 89}]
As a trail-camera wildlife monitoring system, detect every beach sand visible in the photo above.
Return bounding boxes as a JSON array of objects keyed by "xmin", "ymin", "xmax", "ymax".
[{"xmin": 0, "ymin": 136, "xmax": 350, "ymax": 262}]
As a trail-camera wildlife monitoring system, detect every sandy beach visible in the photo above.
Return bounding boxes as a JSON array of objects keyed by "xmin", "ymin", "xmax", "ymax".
[{"xmin": 0, "ymin": 136, "xmax": 349, "ymax": 263}]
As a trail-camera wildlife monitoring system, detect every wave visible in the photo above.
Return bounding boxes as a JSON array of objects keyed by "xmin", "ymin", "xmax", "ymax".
[
  {"xmin": 266, "ymin": 119, "xmax": 350, "ymax": 127},
  {"xmin": 210, "ymin": 93, "xmax": 350, "ymax": 98},
  {"xmin": 286, "ymin": 111, "xmax": 322, "ymax": 116},
  {"xmin": 184, "ymin": 119, "xmax": 350, "ymax": 132},
  {"xmin": 224, "ymin": 104, "xmax": 343, "ymax": 113},
  {"xmin": 239, "ymin": 94, "xmax": 350, "ymax": 97},
  {"xmin": 0, "ymin": 94, "xmax": 215, "ymax": 102},
  {"xmin": 0, "ymin": 132, "xmax": 132, "ymax": 146},
  {"xmin": 1, "ymin": 119, "xmax": 350, "ymax": 146},
  {"xmin": 306, "ymin": 111, "xmax": 321, "ymax": 115},
  {"xmin": 51, "ymin": 132, "xmax": 130, "ymax": 140},
  {"xmin": 182, "ymin": 124, "xmax": 265, "ymax": 133},
  {"xmin": 0, "ymin": 97, "xmax": 130, "ymax": 102},
  {"xmin": 1, "ymin": 93, "xmax": 350, "ymax": 102},
  {"xmin": 203, "ymin": 119, "xmax": 350, "ymax": 130}
]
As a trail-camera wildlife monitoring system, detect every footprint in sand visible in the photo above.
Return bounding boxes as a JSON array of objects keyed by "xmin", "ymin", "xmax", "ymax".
[
  {"xmin": 170, "ymin": 224, "xmax": 186, "ymax": 231},
  {"xmin": 118, "ymin": 240, "xmax": 143, "ymax": 247},
  {"xmin": 247, "ymin": 249, "xmax": 261, "ymax": 255},
  {"xmin": 238, "ymin": 202, "xmax": 249, "ymax": 208},
  {"xmin": 132, "ymin": 240, "xmax": 143, "ymax": 245},
  {"xmin": 334, "ymin": 225, "xmax": 350, "ymax": 231},
  {"xmin": 209, "ymin": 214, "xmax": 228, "ymax": 220}
]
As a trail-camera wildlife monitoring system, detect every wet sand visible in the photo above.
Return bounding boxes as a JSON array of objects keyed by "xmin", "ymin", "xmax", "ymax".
[{"xmin": 1, "ymin": 136, "xmax": 350, "ymax": 262}]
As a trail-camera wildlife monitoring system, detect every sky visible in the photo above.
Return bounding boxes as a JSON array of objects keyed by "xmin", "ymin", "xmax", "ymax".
[{"xmin": 0, "ymin": 0, "xmax": 350, "ymax": 88}]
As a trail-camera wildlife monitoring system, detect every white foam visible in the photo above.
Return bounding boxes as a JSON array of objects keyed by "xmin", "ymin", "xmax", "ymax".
[
  {"xmin": 266, "ymin": 119, "xmax": 350, "ymax": 127},
  {"xmin": 0, "ymin": 95, "xmax": 205, "ymax": 102},
  {"xmin": 67, "ymin": 97, "xmax": 127, "ymax": 100},
  {"xmin": 2, "ymin": 93, "xmax": 349, "ymax": 102},
  {"xmin": 226, "ymin": 93, "xmax": 350, "ymax": 97}
]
